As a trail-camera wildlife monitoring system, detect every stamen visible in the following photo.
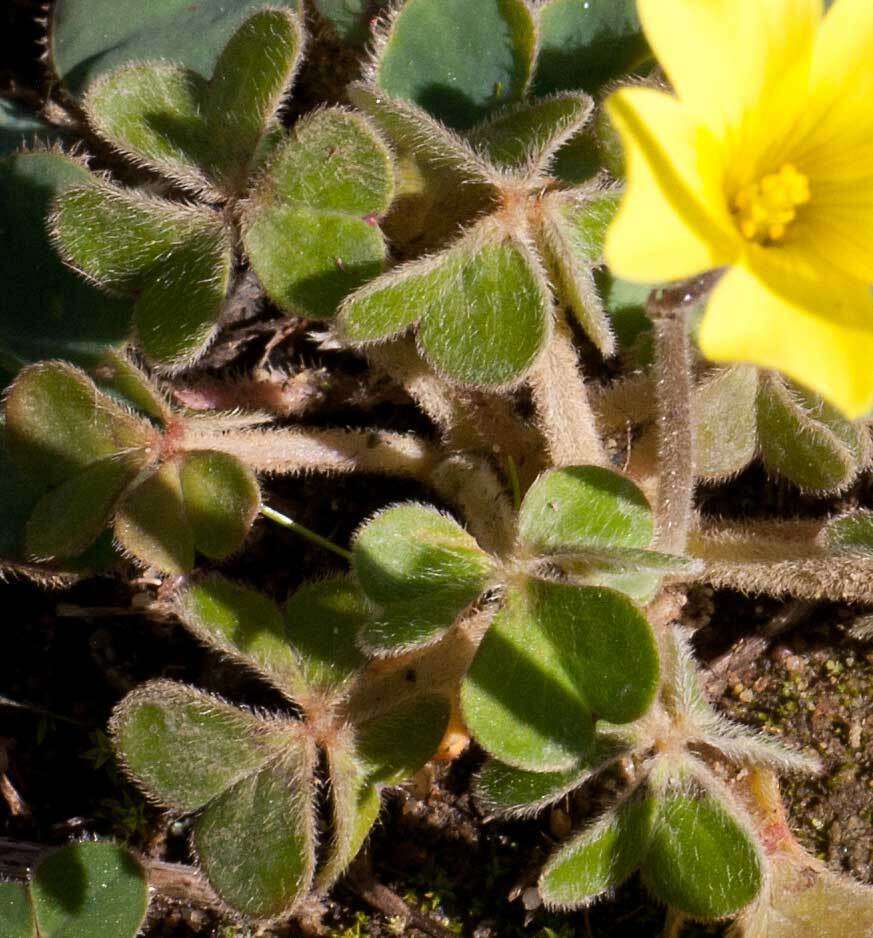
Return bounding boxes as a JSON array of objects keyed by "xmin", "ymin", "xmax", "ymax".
[{"xmin": 732, "ymin": 164, "xmax": 810, "ymax": 244}]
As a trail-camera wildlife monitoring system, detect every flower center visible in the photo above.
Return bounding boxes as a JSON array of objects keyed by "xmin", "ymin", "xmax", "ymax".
[{"xmin": 732, "ymin": 163, "xmax": 810, "ymax": 244}]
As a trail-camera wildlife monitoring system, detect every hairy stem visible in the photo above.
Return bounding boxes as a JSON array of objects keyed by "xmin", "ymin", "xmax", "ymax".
[
  {"xmin": 590, "ymin": 372, "xmax": 655, "ymax": 433},
  {"xmin": 649, "ymin": 293, "xmax": 695, "ymax": 554},
  {"xmin": 529, "ymin": 315, "xmax": 607, "ymax": 468},
  {"xmin": 184, "ymin": 425, "xmax": 436, "ymax": 479}
]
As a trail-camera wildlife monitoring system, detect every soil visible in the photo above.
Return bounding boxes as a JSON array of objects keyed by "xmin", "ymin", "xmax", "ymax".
[{"xmin": 1, "ymin": 3, "xmax": 871, "ymax": 937}]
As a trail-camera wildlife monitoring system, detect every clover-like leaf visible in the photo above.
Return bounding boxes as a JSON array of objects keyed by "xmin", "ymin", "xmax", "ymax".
[
  {"xmin": 461, "ymin": 579, "xmax": 658, "ymax": 771},
  {"xmin": 539, "ymin": 796, "xmax": 657, "ymax": 909},
  {"xmin": 533, "ymin": 0, "xmax": 649, "ymax": 96},
  {"xmin": 112, "ymin": 681, "xmax": 317, "ymax": 920},
  {"xmin": 31, "ymin": 842, "xmax": 149, "ymax": 938},
  {"xmin": 84, "ymin": 9, "xmax": 304, "ymax": 197},
  {"xmin": 537, "ymin": 190, "xmax": 619, "ymax": 355},
  {"xmin": 355, "ymin": 694, "xmax": 450, "ymax": 785},
  {"xmin": 640, "ymin": 791, "xmax": 762, "ymax": 919},
  {"xmin": 285, "ymin": 576, "xmax": 368, "ymax": 692},
  {"xmin": 757, "ymin": 374, "xmax": 867, "ymax": 493},
  {"xmin": 53, "ymin": 183, "xmax": 232, "ymax": 365},
  {"xmin": 518, "ymin": 465, "xmax": 653, "ymax": 553},
  {"xmin": 353, "ymin": 503, "xmax": 494, "ymax": 653},
  {"xmin": 694, "ymin": 365, "xmax": 759, "ymax": 480},
  {"xmin": 466, "ymin": 93, "xmax": 592, "ymax": 174},
  {"xmin": 0, "ymin": 152, "xmax": 130, "ymax": 385},
  {"xmin": 371, "ymin": 0, "xmax": 537, "ymax": 130},
  {"xmin": 243, "ymin": 109, "xmax": 393, "ymax": 317},
  {"xmin": 179, "ymin": 576, "xmax": 306, "ymax": 700},
  {"xmin": 50, "ymin": 0, "xmax": 299, "ymax": 99},
  {"xmin": 341, "ymin": 219, "xmax": 552, "ymax": 386}
]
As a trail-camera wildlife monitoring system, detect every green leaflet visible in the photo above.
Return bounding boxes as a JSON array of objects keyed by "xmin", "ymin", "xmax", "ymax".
[
  {"xmin": 825, "ymin": 510, "xmax": 873, "ymax": 556},
  {"xmin": 193, "ymin": 746, "xmax": 317, "ymax": 920},
  {"xmin": 461, "ymin": 580, "xmax": 658, "ymax": 771},
  {"xmin": 641, "ymin": 793, "xmax": 762, "ymax": 919},
  {"xmin": 538, "ymin": 191, "xmax": 619, "ymax": 356},
  {"xmin": 50, "ymin": 0, "xmax": 300, "ymax": 98},
  {"xmin": 284, "ymin": 576, "xmax": 369, "ymax": 692},
  {"xmin": 356, "ymin": 694, "xmax": 450, "ymax": 785},
  {"xmin": 0, "ymin": 883, "xmax": 35, "ymax": 938},
  {"xmin": 518, "ymin": 465, "xmax": 653, "ymax": 553},
  {"xmin": 374, "ymin": 0, "xmax": 537, "ymax": 130},
  {"xmin": 353, "ymin": 503, "xmax": 493, "ymax": 652},
  {"xmin": 467, "ymin": 94, "xmax": 592, "ymax": 172}
]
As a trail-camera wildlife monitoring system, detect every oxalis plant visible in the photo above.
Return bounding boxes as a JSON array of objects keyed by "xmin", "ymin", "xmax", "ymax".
[{"xmin": 2, "ymin": 0, "xmax": 873, "ymax": 935}]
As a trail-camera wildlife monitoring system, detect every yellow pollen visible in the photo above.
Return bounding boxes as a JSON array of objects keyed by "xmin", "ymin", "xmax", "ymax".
[{"xmin": 732, "ymin": 163, "xmax": 810, "ymax": 244}]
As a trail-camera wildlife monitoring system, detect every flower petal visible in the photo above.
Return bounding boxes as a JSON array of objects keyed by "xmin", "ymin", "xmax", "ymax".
[
  {"xmin": 604, "ymin": 87, "xmax": 738, "ymax": 284},
  {"xmin": 638, "ymin": 0, "xmax": 821, "ymax": 142},
  {"xmin": 803, "ymin": 0, "xmax": 873, "ymax": 177},
  {"xmin": 699, "ymin": 264, "xmax": 873, "ymax": 418}
]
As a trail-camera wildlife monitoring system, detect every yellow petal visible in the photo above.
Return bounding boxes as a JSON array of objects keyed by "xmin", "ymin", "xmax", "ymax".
[
  {"xmin": 638, "ymin": 0, "xmax": 821, "ymax": 148},
  {"xmin": 604, "ymin": 88, "xmax": 738, "ymax": 284},
  {"xmin": 801, "ymin": 0, "xmax": 873, "ymax": 175},
  {"xmin": 795, "ymin": 186, "xmax": 873, "ymax": 285},
  {"xmin": 699, "ymin": 264, "xmax": 873, "ymax": 418}
]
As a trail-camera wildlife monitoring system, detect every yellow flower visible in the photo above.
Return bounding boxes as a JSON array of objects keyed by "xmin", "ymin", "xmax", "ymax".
[{"xmin": 604, "ymin": 0, "xmax": 873, "ymax": 418}]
